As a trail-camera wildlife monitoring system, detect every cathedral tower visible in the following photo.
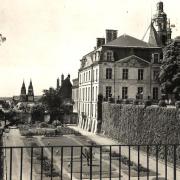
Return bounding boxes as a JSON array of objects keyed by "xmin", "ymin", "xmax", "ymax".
[
  {"xmin": 27, "ymin": 79, "xmax": 34, "ymax": 102},
  {"xmin": 20, "ymin": 80, "xmax": 27, "ymax": 102},
  {"xmin": 153, "ymin": 1, "xmax": 172, "ymax": 46}
]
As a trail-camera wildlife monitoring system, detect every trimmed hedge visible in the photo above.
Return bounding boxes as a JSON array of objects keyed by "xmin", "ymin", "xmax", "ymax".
[{"xmin": 102, "ymin": 103, "xmax": 180, "ymax": 164}]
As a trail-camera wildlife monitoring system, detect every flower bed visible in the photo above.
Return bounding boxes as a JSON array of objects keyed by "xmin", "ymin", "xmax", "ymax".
[{"xmin": 19, "ymin": 124, "xmax": 81, "ymax": 137}]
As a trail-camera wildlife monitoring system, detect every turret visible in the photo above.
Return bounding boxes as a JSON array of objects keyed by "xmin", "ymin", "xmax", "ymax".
[{"xmin": 153, "ymin": 1, "xmax": 172, "ymax": 46}]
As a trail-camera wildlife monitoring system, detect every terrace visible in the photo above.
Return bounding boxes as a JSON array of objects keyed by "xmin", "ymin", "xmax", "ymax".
[{"xmin": 0, "ymin": 125, "xmax": 179, "ymax": 180}]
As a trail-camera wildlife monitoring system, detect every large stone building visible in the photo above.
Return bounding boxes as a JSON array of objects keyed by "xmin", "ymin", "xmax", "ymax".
[{"xmin": 72, "ymin": 1, "xmax": 173, "ymax": 133}]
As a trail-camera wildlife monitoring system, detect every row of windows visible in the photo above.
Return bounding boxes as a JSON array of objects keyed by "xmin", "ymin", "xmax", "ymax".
[
  {"xmin": 106, "ymin": 68, "xmax": 159, "ymax": 81},
  {"xmin": 105, "ymin": 86, "xmax": 159, "ymax": 100},
  {"xmin": 79, "ymin": 86, "xmax": 98, "ymax": 102},
  {"xmin": 79, "ymin": 103, "xmax": 97, "ymax": 118},
  {"xmin": 79, "ymin": 69, "xmax": 99, "ymax": 84},
  {"xmin": 104, "ymin": 51, "xmax": 160, "ymax": 63}
]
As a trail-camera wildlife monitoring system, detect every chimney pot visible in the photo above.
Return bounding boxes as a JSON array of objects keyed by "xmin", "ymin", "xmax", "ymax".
[{"xmin": 96, "ymin": 38, "xmax": 105, "ymax": 48}]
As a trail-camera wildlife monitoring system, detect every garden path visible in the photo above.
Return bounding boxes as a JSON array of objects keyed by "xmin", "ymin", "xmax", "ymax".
[
  {"xmin": 69, "ymin": 125, "xmax": 180, "ymax": 180},
  {"xmin": 36, "ymin": 136, "xmax": 78, "ymax": 180},
  {"xmin": 3, "ymin": 128, "xmax": 36, "ymax": 180}
]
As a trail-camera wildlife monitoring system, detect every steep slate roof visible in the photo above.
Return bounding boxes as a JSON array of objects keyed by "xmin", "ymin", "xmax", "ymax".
[{"xmin": 104, "ymin": 34, "xmax": 159, "ymax": 48}]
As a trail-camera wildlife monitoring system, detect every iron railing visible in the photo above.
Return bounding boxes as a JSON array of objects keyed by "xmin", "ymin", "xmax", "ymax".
[{"xmin": 0, "ymin": 144, "xmax": 179, "ymax": 180}]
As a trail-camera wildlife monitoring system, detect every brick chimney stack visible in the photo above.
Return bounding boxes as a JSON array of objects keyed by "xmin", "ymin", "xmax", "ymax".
[
  {"xmin": 106, "ymin": 29, "xmax": 118, "ymax": 43},
  {"xmin": 96, "ymin": 38, "xmax": 105, "ymax": 48}
]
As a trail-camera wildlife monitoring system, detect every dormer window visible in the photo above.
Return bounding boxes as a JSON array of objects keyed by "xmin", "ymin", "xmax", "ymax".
[
  {"xmin": 152, "ymin": 53, "xmax": 159, "ymax": 64},
  {"xmin": 104, "ymin": 50, "xmax": 113, "ymax": 61}
]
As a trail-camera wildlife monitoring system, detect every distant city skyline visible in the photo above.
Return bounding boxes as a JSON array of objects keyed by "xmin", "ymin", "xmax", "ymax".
[{"xmin": 0, "ymin": 0, "xmax": 179, "ymax": 96}]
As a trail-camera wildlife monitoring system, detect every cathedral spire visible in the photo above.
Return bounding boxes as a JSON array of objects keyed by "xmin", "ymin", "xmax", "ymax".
[
  {"xmin": 20, "ymin": 80, "xmax": 26, "ymax": 102},
  {"xmin": 27, "ymin": 79, "xmax": 34, "ymax": 102}
]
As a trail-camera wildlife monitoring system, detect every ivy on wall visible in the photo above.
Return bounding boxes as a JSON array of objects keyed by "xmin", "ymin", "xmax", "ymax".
[{"xmin": 102, "ymin": 103, "xmax": 180, "ymax": 163}]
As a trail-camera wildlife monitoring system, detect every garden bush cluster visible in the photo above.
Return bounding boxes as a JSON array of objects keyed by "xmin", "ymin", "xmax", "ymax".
[
  {"xmin": 19, "ymin": 124, "xmax": 81, "ymax": 137},
  {"xmin": 101, "ymin": 103, "xmax": 180, "ymax": 164}
]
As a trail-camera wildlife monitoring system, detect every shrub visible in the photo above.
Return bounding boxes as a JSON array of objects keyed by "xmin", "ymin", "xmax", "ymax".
[
  {"xmin": 23, "ymin": 131, "xmax": 33, "ymax": 137},
  {"xmin": 116, "ymin": 99, "xmax": 122, "ymax": 104},
  {"xmin": 144, "ymin": 100, "xmax": 152, "ymax": 107},
  {"xmin": 158, "ymin": 100, "xmax": 167, "ymax": 107},
  {"xmin": 108, "ymin": 97, "xmax": 114, "ymax": 103},
  {"xmin": 101, "ymin": 103, "xmax": 180, "ymax": 166},
  {"xmin": 123, "ymin": 99, "xmax": 130, "ymax": 104},
  {"xmin": 133, "ymin": 100, "xmax": 139, "ymax": 105},
  {"xmin": 175, "ymin": 101, "xmax": 180, "ymax": 109},
  {"xmin": 44, "ymin": 170, "xmax": 60, "ymax": 177},
  {"xmin": 52, "ymin": 120, "xmax": 61, "ymax": 127},
  {"xmin": 36, "ymin": 155, "xmax": 48, "ymax": 161},
  {"xmin": 39, "ymin": 122, "xmax": 49, "ymax": 128}
]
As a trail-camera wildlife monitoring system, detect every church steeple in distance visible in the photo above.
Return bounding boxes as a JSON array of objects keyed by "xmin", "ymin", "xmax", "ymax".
[
  {"xmin": 20, "ymin": 80, "xmax": 27, "ymax": 102},
  {"xmin": 27, "ymin": 79, "xmax": 34, "ymax": 102}
]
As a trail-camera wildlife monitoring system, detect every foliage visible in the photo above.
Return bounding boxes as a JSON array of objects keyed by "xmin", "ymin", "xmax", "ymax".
[
  {"xmin": 40, "ymin": 88, "xmax": 62, "ymax": 122},
  {"xmin": 144, "ymin": 100, "xmax": 152, "ymax": 107},
  {"xmin": 175, "ymin": 101, "xmax": 180, "ymax": 109},
  {"xmin": 158, "ymin": 100, "xmax": 167, "ymax": 107},
  {"xmin": 31, "ymin": 104, "xmax": 45, "ymax": 122},
  {"xmin": 52, "ymin": 120, "xmax": 61, "ymax": 127},
  {"xmin": 40, "ymin": 88, "xmax": 62, "ymax": 110},
  {"xmin": 133, "ymin": 100, "xmax": 139, "ymax": 105},
  {"xmin": 102, "ymin": 103, "xmax": 180, "ymax": 164},
  {"xmin": 39, "ymin": 122, "xmax": 49, "ymax": 128},
  {"xmin": 159, "ymin": 41, "xmax": 180, "ymax": 98}
]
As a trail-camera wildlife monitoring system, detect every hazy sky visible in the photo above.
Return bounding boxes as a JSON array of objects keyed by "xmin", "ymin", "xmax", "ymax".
[{"xmin": 0, "ymin": 0, "xmax": 179, "ymax": 96}]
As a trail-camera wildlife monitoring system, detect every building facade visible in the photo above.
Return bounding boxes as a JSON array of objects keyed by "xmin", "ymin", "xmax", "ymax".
[
  {"xmin": 72, "ymin": 78, "xmax": 79, "ymax": 113},
  {"xmin": 74, "ymin": 1, "xmax": 173, "ymax": 133}
]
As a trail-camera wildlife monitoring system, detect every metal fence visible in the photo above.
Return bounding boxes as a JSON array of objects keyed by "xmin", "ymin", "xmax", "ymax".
[{"xmin": 0, "ymin": 144, "xmax": 179, "ymax": 180}]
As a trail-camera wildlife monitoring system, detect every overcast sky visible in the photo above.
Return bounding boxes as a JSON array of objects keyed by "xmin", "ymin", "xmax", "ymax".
[{"xmin": 0, "ymin": 0, "xmax": 179, "ymax": 96}]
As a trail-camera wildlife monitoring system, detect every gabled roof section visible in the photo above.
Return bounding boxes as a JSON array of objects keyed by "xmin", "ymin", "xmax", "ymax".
[
  {"xmin": 148, "ymin": 22, "xmax": 160, "ymax": 47},
  {"xmin": 104, "ymin": 34, "xmax": 157, "ymax": 48},
  {"xmin": 116, "ymin": 55, "xmax": 150, "ymax": 64}
]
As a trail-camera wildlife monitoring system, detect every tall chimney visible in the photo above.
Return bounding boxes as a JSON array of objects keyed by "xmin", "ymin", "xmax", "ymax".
[
  {"xmin": 61, "ymin": 74, "xmax": 64, "ymax": 86},
  {"xmin": 106, "ymin": 29, "xmax": 118, "ymax": 43},
  {"xmin": 96, "ymin": 38, "xmax": 105, "ymax": 48}
]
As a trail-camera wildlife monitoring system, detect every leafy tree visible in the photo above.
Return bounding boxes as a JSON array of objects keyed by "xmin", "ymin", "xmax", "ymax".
[
  {"xmin": 31, "ymin": 104, "xmax": 45, "ymax": 123},
  {"xmin": 40, "ymin": 88, "xmax": 62, "ymax": 122},
  {"xmin": 159, "ymin": 39, "xmax": 180, "ymax": 100}
]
